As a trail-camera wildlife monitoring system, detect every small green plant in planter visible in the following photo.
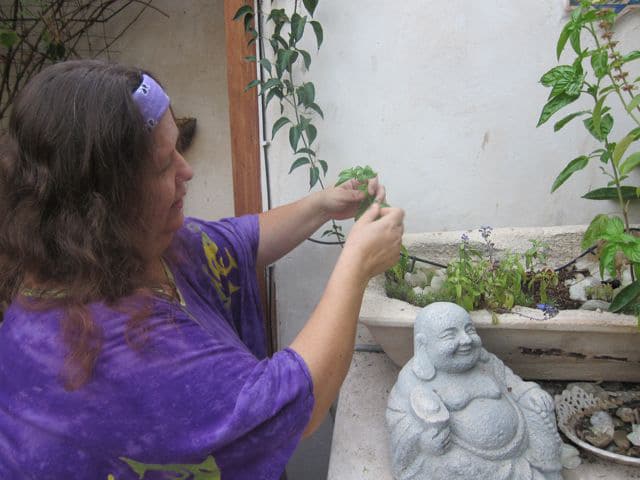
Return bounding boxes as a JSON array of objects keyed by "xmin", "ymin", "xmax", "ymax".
[
  {"xmin": 384, "ymin": 226, "xmax": 563, "ymax": 322},
  {"xmin": 537, "ymin": 0, "xmax": 640, "ymax": 315}
]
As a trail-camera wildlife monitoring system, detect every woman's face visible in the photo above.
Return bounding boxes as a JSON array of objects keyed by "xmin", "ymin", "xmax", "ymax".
[{"xmin": 140, "ymin": 109, "xmax": 193, "ymax": 259}]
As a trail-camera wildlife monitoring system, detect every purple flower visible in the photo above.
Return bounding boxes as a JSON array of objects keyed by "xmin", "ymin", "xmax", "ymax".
[
  {"xmin": 461, "ymin": 233, "xmax": 470, "ymax": 243},
  {"xmin": 479, "ymin": 225, "xmax": 493, "ymax": 241},
  {"xmin": 536, "ymin": 303, "xmax": 558, "ymax": 319}
]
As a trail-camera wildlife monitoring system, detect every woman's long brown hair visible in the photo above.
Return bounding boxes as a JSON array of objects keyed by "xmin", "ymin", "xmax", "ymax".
[{"xmin": 0, "ymin": 60, "xmax": 158, "ymax": 390}]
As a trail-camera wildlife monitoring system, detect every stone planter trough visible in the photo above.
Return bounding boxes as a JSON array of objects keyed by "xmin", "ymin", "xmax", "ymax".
[{"xmin": 359, "ymin": 225, "xmax": 640, "ymax": 382}]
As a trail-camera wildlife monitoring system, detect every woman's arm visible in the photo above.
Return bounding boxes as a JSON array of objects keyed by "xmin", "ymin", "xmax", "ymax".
[
  {"xmin": 256, "ymin": 178, "xmax": 385, "ymax": 267},
  {"xmin": 289, "ymin": 203, "xmax": 404, "ymax": 436}
]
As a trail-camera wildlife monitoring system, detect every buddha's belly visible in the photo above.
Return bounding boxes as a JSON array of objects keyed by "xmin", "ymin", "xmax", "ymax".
[{"xmin": 450, "ymin": 397, "xmax": 519, "ymax": 450}]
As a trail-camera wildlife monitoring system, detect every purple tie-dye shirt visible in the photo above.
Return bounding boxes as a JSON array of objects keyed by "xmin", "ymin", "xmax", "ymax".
[{"xmin": 0, "ymin": 215, "xmax": 314, "ymax": 479}]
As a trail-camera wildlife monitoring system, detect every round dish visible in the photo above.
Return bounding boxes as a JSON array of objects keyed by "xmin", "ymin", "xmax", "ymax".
[{"xmin": 555, "ymin": 385, "xmax": 640, "ymax": 467}]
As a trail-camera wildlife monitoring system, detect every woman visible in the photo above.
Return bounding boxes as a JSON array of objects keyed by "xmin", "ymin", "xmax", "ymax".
[{"xmin": 0, "ymin": 60, "xmax": 404, "ymax": 479}]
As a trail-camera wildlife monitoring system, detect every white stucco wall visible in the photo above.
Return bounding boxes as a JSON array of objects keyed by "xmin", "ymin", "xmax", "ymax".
[
  {"xmin": 107, "ymin": 0, "xmax": 234, "ymax": 220},
  {"xmin": 262, "ymin": 0, "xmax": 640, "ymax": 349}
]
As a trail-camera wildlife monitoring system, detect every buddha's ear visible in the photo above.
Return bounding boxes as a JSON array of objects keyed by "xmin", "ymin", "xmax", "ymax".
[
  {"xmin": 412, "ymin": 333, "xmax": 436, "ymax": 380},
  {"xmin": 480, "ymin": 348, "xmax": 490, "ymax": 363}
]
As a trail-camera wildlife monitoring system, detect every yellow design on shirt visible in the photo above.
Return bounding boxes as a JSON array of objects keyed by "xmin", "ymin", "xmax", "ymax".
[{"xmin": 201, "ymin": 232, "xmax": 240, "ymax": 308}]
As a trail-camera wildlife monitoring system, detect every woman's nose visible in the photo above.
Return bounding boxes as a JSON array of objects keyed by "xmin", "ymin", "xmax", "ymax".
[{"xmin": 176, "ymin": 151, "xmax": 194, "ymax": 182}]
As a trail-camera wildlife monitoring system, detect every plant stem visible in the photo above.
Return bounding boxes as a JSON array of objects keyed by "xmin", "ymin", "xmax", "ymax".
[
  {"xmin": 589, "ymin": 25, "xmax": 640, "ymax": 127},
  {"xmin": 588, "ymin": 23, "xmax": 637, "ymax": 281},
  {"xmin": 285, "ymin": 67, "xmax": 344, "ymax": 245}
]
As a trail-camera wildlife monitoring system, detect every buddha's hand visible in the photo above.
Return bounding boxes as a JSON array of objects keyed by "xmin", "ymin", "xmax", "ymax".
[
  {"xmin": 419, "ymin": 425, "xmax": 451, "ymax": 455},
  {"xmin": 520, "ymin": 388, "xmax": 554, "ymax": 417}
]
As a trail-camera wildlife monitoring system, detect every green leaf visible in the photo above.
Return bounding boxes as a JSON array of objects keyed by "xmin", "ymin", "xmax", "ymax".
[
  {"xmin": 299, "ymin": 49, "xmax": 312, "ymax": 69},
  {"xmin": 621, "ymin": 240, "xmax": 640, "ymax": 263},
  {"xmin": 267, "ymin": 8, "xmax": 288, "ymax": 24},
  {"xmin": 583, "ymin": 186, "xmax": 639, "ymax": 201},
  {"xmin": 289, "ymin": 157, "xmax": 310, "ymax": 173},
  {"xmin": 599, "ymin": 242, "xmax": 618, "ymax": 279},
  {"xmin": 244, "ymin": 55, "xmax": 256, "ymax": 62},
  {"xmin": 289, "ymin": 125, "xmax": 302, "ymax": 151},
  {"xmin": 258, "ymin": 58, "xmax": 272, "ymax": 74},
  {"xmin": 583, "ymin": 113, "xmax": 613, "ymax": 142},
  {"xmin": 296, "ymin": 147, "xmax": 316, "ymax": 156},
  {"xmin": 271, "ymin": 116, "xmax": 291, "ymax": 139},
  {"xmin": 600, "ymin": 85, "xmax": 617, "ymax": 96},
  {"xmin": 261, "ymin": 78, "xmax": 281, "ymax": 92},
  {"xmin": 303, "ymin": 82, "xmax": 315, "ymax": 105},
  {"xmin": 318, "ymin": 159, "xmax": 328, "ymax": 176},
  {"xmin": 620, "ymin": 152, "xmax": 640, "ymax": 176},
  {"xmin": 310, "ymin": 21, "xmax": 323, "ymax": 50},
  {"xmin": 627, "ymin": 94, "xmax": 640, "ymax": 113},
  {"xmin": 335, "ymin": 171, "xmax": 353, "ymax": 186},
  {"xmin": 569, "ymin": 26, "xmax": 581, "ymax": 55},
  {"xmin": 537, "ymin": 93, "xmax": 579, "ymax": 127},
  {"xmin": 610, "ymin": 281, "xmax": 640, "ymax": 313},
  {"xmin": 310, "ymin": 166, "xmax": 320, "ymax": 189},
  {"xmin": 233, "ymin": 5, "xmax": 253, "ymax": 21},
  {"xmin": 303, "ymin": 0, "xmax": 318, "ymax": 17},
  {"xmin": 296, "ymin": 84, "xmax": 315, "ymax": 107},
  {"xmin": 541, "ymin": 65, "xmax": 584, "ymax": 98},
  {"xmin": 276, "ymin": 49, "xmax": 298, "ymax": 76},
  {"xmin": 554, "ymin": 111, "xmax": 589, "ymax": 132},
  {"xmin": 613, "ymin": 132, "xmax": 637, "ymax": 167},
  {"xmin": 291, "ymin": 13, "xmax": 306, "ymax": 43},
  {"xmin": 265, "ymin": 88, "xmax": 282, "ymax": 107},
  {"xmin": 582, "ymin": 214, "xmax": 613, "ymax": 249},
  {"xmin": 309, "ymin": 102, "xmax": 324, "ymax": 119},
  {"xmin": 272, "ymin": 34, "xmax": 288, "ymax": 50},
  {"xmin": 591, "ymin": 49, "xmax": 609, "ymax": 79},
  {"xmin": 604, "ymin": 216, "xmax": 625, "ymax": 237},
  {"xmin": 623, "ymin": 50, "xmax": 640, "ymax": 64},
  {"xmin": 592, "ymin": 96, "xmax": 607, "ymax": 137},
  {"xmin": 244, "ymin": 79, "xmax": 260, "ymax": 92},
  {"xmin": 243, "ymin": 13, "xmax": 254, "ymax": 32},
  {"xmin": 298, "ymin": 115, "xmax": 311, "ymax": 130},
  {"xmin": 551, "ymin": 156, "xmax": 589, "ymax": 192},
  {"xmin": 306, "ymin": 123, "xmax": 318, "ymax": 145},
  {"xmin": 556, "ymin": 23, "xmax": 571, "ymax": 60}
]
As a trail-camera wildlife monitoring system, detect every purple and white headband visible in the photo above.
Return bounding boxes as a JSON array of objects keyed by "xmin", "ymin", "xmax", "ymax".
[{"xmin": 132, "ymin": 73, "xmax": 170, "ymax": 131}]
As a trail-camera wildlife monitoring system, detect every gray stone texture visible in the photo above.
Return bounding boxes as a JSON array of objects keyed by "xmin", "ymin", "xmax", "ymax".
[{"xmin": 386, "ymin": 303, "xmax": 563, "ymax": 479}]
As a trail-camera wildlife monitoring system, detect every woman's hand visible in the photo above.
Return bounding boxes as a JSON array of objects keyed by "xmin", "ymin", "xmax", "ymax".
[
  {"xmin": 342, "ymin": 202, "xmax": 404, "ymax": 279},
  {"xmin": 316, "ymin": 177, "xmax": 386, "ymax": 221}
]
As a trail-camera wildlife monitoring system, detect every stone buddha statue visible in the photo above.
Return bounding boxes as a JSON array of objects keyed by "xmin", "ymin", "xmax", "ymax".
[{"xmin": 386, "ymin": 302, "xmax": 562, "ymax": 480}]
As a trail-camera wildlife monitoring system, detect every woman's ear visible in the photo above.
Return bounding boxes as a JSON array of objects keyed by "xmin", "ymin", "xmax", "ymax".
[{"xmin": 412, "ymin": 333, "xmax": 436, "ymax": 380}]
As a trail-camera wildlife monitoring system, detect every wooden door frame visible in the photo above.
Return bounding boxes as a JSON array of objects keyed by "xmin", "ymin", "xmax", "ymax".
[{"xmin": 223, "ymin": 0, "xmax": 275, "ymax": 354}]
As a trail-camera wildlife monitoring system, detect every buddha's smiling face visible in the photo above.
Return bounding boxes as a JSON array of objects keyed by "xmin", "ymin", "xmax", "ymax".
[{"xmin": 422, "ymin": 306, "xmax": 482, "ymax": 374}]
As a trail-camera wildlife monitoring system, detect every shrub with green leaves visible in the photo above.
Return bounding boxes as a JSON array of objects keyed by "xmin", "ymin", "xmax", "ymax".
[
  {"xmin": 537, "ymin": 0, "xmax": 640, "ymax": 313},
  {"xmin": 441, "ymin": 233, "xmax": 530, "ymax": 312},
  {"xmin": 234, "ymin": 0, "xmax": 325, "ymax": 188},
  {"xmin": 385, "ymin": 227, "xmax": 560, "ymax": 318}
]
